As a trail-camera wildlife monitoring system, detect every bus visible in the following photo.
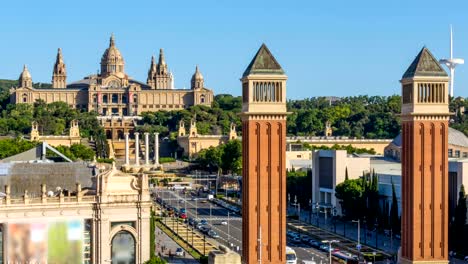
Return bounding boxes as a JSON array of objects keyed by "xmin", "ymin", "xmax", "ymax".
[
  {"xmin": 286, "ymin": 247, "xmax": 298, "ymax": 264},
  {"xmin": 167, "ymin": 182, "xmax": 192, "ymax": 190},
  {"xmin": 332, "ymin": 251, "xmax": 359, "ymax": 264}
]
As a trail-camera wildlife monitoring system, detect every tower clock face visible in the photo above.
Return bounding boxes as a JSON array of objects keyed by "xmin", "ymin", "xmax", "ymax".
[{"xmin": 108, "ymin": 80, "xmax": 120, "ymax": 88}]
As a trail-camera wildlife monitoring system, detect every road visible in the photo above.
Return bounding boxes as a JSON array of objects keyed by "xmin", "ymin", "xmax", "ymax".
[{"xmin": 156, "ymin": 188, "xmax": 328, "ymax": 263}]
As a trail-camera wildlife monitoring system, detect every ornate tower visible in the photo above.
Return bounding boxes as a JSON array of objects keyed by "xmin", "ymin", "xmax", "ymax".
[
  {"xmin": 19, "ymin": 65, "xmax": 32, "ymax": 88},
  {"xmin": 69, "ymin": 120, "xmax": 80, "ymax": 138},
  {"xmin": 30, "ymin": 121, "xmax": 40, "ymax": 141},
  {"xmin": 400, "ymin": 47, "xmax": 450, "ymax": 264},
  {"xmin": 100, "ymin": 34, "xmax": 125, "ymax": 78},
  {"xmin": 241, "ymin": 44, "xmax": 288, "ymax": 264},
  {"xmin": 52, "ymin": 48, "xmax": 67, "ymax": 88},
  {"xmin": 178, "ymin": 120, "xmax": 186, "ymax": 137},
  {"xmin": 229, "ymin": 123, "xmax": 237, "ymax": 140},
  {"xmin": 189, "ymin": 119, "xmax": 197, "ymax": 137},
  {"xmin": 191, "ymin": 65, "xmax": 204, "ymax": 89},
  {"xmin": 151, "ymin": 49, "xmax": 173, "ymax": 89},
  {"xmin": 147, "ymin": 55, "xmax": 157, "ymax": 88}
]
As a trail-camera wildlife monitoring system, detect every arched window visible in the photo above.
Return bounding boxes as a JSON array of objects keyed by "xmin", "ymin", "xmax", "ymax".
[
  {"xmin": 111, "ymin": 231, "xmax": 135, "ymax": 264},
  {"xmin": 200, "ymin": 95, "xmax": 205, "ymax": 103},
  {"xmin": 133, "ymin": 94, "xmax": 138, "ymax": 103},
  {"xmin": 22, "ymin": 93, "xmax": 28, "ymax": 103}
]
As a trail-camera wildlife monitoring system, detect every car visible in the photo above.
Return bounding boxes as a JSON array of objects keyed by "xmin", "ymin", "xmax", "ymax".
[
  {"xmin": 179, "ymin": 213, "xmax": 187, "ymax": 219},
  {"xmin": 291, "ymin": 236, "xmax": 301, "ymax": 244},
  {"xmin": 201, "ymin": 200, "xmax": 208, "ymax": 203},
  {"xmin": 301, "ymin": 235, "xmax": 310, "ymax": 243},
  {"xmin": 200, "ymin": 226, "xmax": 211, "ymax": 234},
  {"xmin": 175, "ymin": 247, "xmax": 184, "ymax": 256},
  {"xmin": 464, "ymin": 256, "xmax": 468, "ymax": 262},
  {"xmin": 200, "ymin": 219, "xmax": 208, "ymax": 225},
  {"xmin": 220, "ymin": 221, "xmax": 228, "ymax": 225},
  {"xmin": 180, "ymin": 208, "xmax": 186, "ymax": 214},
  {"xmin": 307, "ymin": 240, "xmax": 322, "ymax": 249},
  {"xmin": 208, "ymin": 230, "xmax": 220, "ymax": 238}
]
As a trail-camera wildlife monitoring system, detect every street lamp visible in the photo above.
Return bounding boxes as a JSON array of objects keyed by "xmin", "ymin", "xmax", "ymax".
[
  {"xmin": 315, "ymin": 202, "xmax": 320, "ymax": 227},
  {"xmin": 227, "ymin": 211, "xmax": 231, "ymax": 245},
  {"xmin": 352, "ymin": 219, "xmax": 361, "ymax": 253},
  {"xmin": 309, "ymin": 199, "xmax": 312, "ymax": 224},
  {"xmin": 322, "ymin": 239, "xmax": 339, "ymax": 264}
]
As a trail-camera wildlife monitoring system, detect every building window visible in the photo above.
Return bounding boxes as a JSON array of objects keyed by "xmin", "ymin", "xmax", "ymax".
[
  {"xmin": 463, "ymin": 152, "xmax": 468, "ymax": 158},
  {"xmin": 455, "ymin": 150, "xmax": 460, "ymax": 158},
  {"xmin": 112, "ymin": 94, "xmax": 118, "ymax": 104},
  {"xmin": 133, "ymin": 94, "xmax": 138, "ymax": 103},
  {"xmin": 200, "ymin": 95, "xmax": 205, "ymax": 103},
  {"xmin": 448, "ymin": 149, "xmax": 453, "ymax": 157},
  {"xmin": 103, "ymin": 95, "xmax": 108, "ymax": 103}
]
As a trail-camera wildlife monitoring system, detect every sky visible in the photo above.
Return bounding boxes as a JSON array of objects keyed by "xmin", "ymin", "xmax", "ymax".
[{"xmin": 1, "ymin": 0, "xmax": 468, "ymax": 99}]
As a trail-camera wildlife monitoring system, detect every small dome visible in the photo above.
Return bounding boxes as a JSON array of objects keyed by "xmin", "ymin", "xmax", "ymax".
[
  {"xmin": 19, "ymin": 65, "xmax": 32, "ymax": 79},
  {"xmin": 101, "ymin": 34, "xmax": 124, "ymax": 65},
  {"xmin": 191, "ymin": 65, "xmax": 204, "ymax": 81}
]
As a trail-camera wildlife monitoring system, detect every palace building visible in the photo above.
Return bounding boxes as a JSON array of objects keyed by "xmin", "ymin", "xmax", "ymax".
[{"xmin": 10, "ymin": 34, "xmax": 214, "ymax": 116}]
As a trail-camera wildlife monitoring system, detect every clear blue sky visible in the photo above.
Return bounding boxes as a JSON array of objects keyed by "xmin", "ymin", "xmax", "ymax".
[{"xmin": 1, "ymin": 0, "xmax": 468, "ymax": 99}]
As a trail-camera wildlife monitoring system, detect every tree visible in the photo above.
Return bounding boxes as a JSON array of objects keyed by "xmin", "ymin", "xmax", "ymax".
[
  {"xmin": 220, "ymin": 139, "xmax": 242, "ymax": 175},
  {"xmin": 335, "ymin": 179, "xmax": 364, "ymax": 219},
  {"xmin": 150, "ymin": 209, "xmax": 156, "ymax": 258},
  {"xmin": 345, "ymin": 167, "xmax": 349, "ymax": 181},
  {"xmin": 454, "ymin": 184, "xmax": 467, "ymax": 250},
  {"xmin": 390, "ymin": 180, "xmax": 400, "ymax": 234}
]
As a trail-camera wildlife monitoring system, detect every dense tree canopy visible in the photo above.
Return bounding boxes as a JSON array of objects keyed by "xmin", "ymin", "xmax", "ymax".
[{"xmin": 196, "ymin": 139, "xmax": 242, "ymax": 175}]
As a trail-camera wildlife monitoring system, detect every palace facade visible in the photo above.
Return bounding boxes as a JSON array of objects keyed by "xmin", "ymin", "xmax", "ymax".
[{"xmin": 10, "ymin": 34, "xmax": 213, "ymax": 116}]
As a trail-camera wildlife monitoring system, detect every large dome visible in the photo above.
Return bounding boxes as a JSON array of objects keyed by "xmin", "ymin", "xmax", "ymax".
[{"xmin": 100, "ymin": 34, "xmax": 125, "ymax": 77}]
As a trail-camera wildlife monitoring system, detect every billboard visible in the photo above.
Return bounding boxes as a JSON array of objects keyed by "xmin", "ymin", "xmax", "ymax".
[{"xmin": 6, "ymin": 219, "xmax": 83, "ymax": 264}]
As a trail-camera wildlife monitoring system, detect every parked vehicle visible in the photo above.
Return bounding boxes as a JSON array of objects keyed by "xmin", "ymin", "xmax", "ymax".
[
  {"xmin": 286, "ymin": 247, "xmax": 297, "ymax": 264},
  {"xmin": 208, "ymin": 230, "xmax": 219, "ymax": 238},
  {"xmin": 175, "ymin": 248, "xmax": 184, "ymax": 256}
]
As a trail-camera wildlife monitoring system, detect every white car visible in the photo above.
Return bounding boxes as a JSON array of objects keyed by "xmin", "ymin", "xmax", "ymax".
[
  {"xmin": 175, "ymin": 247, "xmax": 183, "ymax": 256},
  {"xmin": 221, "ymin": 221, "xmax": 228, "ymax": 225}
]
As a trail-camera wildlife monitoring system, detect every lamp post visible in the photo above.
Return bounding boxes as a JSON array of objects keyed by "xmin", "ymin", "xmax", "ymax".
[
  {"xmin": 298, "ymin": 203, "xmax": 301, "ymax": 221},
  {"xmin": 227, "ymin": 211, "xmax": 231, "ymax": 245},
  {"xmin": 315, "ymin": 202, "xmax": 320, "ymax": 227},
  {"xmin": 352, "ymin": 219, "xmax": 361, "ymax": 253},
  {"xmin": 363, "ymin": 218, "xmax": 367, "ymax": 244},
  {"xmin": 309, "ymin": 199, "xmax": 312, "ymax": 224},
  {"xmin": 375, "ymin": 220, "xmax": 378, "ymax": 248},
  {"xmin": 288, "ymin": 193, "xmax": 291, "ymax": 214},
  {"xmin": 322, "ymin": 240, "xmax": 339, "ymax": 264}
]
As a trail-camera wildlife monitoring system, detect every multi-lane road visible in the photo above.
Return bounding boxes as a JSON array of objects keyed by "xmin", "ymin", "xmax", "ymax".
[{"xmin": 155, "ymin": 188, "xmax": 328, "ymax": 263}]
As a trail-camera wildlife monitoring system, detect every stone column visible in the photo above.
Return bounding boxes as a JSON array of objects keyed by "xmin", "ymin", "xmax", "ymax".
[
  {"xmin": 124, "ymin": 132, "xmax": 130, "ymax": 165},
  {"xmin": 135, "ymin": 132, "xmax": 140, "ymax": 166},
  {"xmin": 154, "ymin": 132, "xmax": 159, "ymax": 165},
  {"xmin": 144, "ymin": 132, "xmax": 149, "ymax": 165}
]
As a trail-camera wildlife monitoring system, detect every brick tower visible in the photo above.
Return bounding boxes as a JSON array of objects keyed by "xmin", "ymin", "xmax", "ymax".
[
  {"xmin": 241, "ymin": 44, "xmax": 288, "ymax": 264},
  {"xmin": 400, "ymin": 47, "xmax": 450, "ymax": 264}
]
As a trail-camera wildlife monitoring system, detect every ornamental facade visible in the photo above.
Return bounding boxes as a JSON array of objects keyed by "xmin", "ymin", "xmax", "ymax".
[{"xmin": 10, "ymin": 34, "xmax": 213, "ymax": 116}]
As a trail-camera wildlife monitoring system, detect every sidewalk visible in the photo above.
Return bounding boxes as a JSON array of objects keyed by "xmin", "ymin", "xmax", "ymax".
[{"xmin": 155, "ymin": 225, "xmax": 199, "ymax": 264}]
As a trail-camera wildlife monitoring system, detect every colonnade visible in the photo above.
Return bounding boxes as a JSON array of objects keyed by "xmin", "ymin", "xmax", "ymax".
[{"xmin": 124, "ymin": 132, "xmax": 160, "ymax": 166}]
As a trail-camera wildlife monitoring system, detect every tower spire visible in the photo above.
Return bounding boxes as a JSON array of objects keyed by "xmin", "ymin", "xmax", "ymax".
[
  {"xmin": 440, "ymin": 25, "xmax": 464, "ymax": 97},
  {"xmin": 52, "ymin": 48, "xmax": 67, "ymax": 88},
  {"xmin": 110, "ymin": 33, "xmax": 115, "ymax": 47},
  {"xmin": 158, "ymin": 48, "xmax": 166, "ymax": 65}
]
